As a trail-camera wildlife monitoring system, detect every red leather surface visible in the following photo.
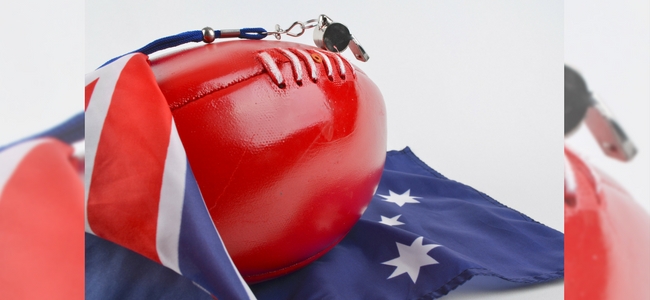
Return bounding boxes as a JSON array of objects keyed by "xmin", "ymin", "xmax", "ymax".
[
  {"xmin": 565, "ymin": 148, "xmax": 650, "ymax": 299},
  {"xmin": 150, "ymin": 40, "xmax": 386, "ymax": 282}
]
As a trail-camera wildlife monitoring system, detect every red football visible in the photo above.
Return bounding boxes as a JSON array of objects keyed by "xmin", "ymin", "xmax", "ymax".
[{"xmin": 150, "ymin": 40, "xmax": 386, "ymax": 282}]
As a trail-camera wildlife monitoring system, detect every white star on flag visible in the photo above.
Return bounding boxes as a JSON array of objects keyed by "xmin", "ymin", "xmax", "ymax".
[
  {"xmin": 382, "ymin": 237, "xmax": 441, "ymax": 283},
  {"xmin": 379, "ymin": 215, "xmax": 404, "ymax": 226},
  {"xmin": 378, "ymin": 190, "xmax": 421, "ymax": 207}
]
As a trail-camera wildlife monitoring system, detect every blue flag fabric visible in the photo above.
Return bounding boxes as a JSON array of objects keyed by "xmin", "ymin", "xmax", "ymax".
[
  {"xmin": 85, "ymin": 147, "xmax": 563, "ymax": 299},
  {"xmin": 85, "ymin": 233, "xmax": 212, "ymax": 300},
  {"xmin": 252, "ymin": 147, "xmax": 563, "ymax": 299}
]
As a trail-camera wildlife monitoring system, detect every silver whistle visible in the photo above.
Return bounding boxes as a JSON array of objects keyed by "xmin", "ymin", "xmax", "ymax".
[
  {"xmin": 313, "ymin": 15, "xmax": 369, "ymax": 62},
  {"xmin": 564, "ymin": 65, "xmax": 637, "ymax": 162}
]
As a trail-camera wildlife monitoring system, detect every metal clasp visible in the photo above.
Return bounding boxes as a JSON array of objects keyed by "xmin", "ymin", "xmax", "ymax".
[
  {"xmin": 266, "ymin": 19, "xmax": 317, "ymax": 40},
  {"xmin": 266, "ymin": 14, "xmax": 369, "ymax": 62}
]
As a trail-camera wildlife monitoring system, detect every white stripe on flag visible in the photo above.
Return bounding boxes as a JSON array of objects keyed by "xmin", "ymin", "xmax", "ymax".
[
  {"xmin": 0, "ymin": 139, "xmax": 46, "ymax": 201},
  {"xmin": 84, "ymin": 54, "xmax": 135, "ymax": 234},
  {"xmin": 156, "ymin": 121, "xmax": 185, "ymax": 274}
]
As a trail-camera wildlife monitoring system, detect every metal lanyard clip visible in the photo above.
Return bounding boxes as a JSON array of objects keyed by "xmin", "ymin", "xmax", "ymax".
[{"xmin": 267, "ymin": 14, "xmax": 369, "ymax": 62}]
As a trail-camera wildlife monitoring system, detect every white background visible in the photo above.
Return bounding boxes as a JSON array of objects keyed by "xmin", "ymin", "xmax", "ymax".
[
  {"xmin": 0, "ymin": 0, "xmax": 83, "ymax": 147},
  {"xmin": 84, "ymin": 1, "xmax": 564, "ymax": 299},
  {"xmin": 2, "ymin": 0, "xmax": 568, "ymax": 299}
]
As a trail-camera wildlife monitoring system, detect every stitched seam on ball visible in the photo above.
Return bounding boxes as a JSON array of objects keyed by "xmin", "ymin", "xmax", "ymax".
[
  {"xmin": 289, "ymin": 48, "xmax": 318, "ymax": 82},
  {"xmin": 258, "ymin": 51, "xmax": 285, "ymax": 86},
  {"xmin": 169, "ymin": 69, "xmax": 266, "ymax": 111},
  {"xmin": 168, "ymin": 60, "xmax": 302, "ymax": 111},
  {"xmin": 169, "ymin": 52, "xmax": 359, "ymax": 112}
]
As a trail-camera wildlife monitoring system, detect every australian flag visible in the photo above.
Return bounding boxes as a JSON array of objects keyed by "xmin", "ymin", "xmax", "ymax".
[{"xmin": 251, "ymin": 147, "xmax": 564, "ymax": 299}]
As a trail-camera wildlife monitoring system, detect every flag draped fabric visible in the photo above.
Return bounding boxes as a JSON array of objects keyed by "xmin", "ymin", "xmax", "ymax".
[
  {"xmin": 83, "ymin": 53, "xmax": 563, "ymax": 299},
  {"xmin": 85, "ymin": 147, "xmax": 564, "ymax": 299},
  {"xmin": 0, "ymin": 138, "xmax": 84, "ymax": 299},
  {"xmin": 251, "ymin": 147, "xmax": 564, "ymax": 299},
  {"xmin": 85, "ymin": 53, "xmax": 255, "ymax": 299}
]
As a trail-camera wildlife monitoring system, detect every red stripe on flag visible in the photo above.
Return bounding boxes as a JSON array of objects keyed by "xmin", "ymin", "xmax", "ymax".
[
  {"xmin": 86, "ymin": 78, "xmax": 99, "ymax": 111},
  {"xmin": 0, "ymin": 140, "xmax": 84, "ymax": 299},
  {"xmin": 86, "ymin": 55, "xmax": 172, "ymax": 263}
]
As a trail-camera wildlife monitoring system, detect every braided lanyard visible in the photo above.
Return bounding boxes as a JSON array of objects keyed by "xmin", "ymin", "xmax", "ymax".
[{"xmin": 99, "ymin": 14, "xmax": 369, "ymax": 69}]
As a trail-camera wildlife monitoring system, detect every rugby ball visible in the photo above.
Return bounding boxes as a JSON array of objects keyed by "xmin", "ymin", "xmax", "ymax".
[{"xmin": 150, "ymin": 40, "xmax": 386, "ymax": 282}]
